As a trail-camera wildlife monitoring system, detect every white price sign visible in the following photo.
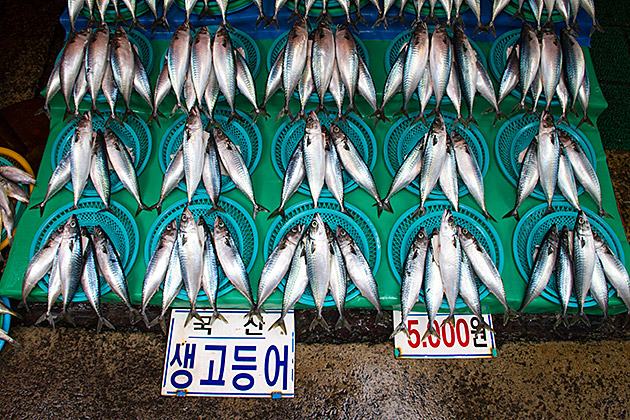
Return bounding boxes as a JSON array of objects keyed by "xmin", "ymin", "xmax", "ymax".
[
  {"xmin": 392, "ymin": 311, "xmax": 497, "ymax": 359},
  {"xmin": 162, "ymin": 309, "xmax": 295, "ymax": 398}
]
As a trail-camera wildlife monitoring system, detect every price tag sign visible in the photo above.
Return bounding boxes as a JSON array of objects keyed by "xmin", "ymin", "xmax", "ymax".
[
  {"xmin": 392, "ymin": 311, "xmax": 497, "ymax": 359},
  {"xmin": 161, "ymin": 309, "xmax": 295, "ymax": 398}
]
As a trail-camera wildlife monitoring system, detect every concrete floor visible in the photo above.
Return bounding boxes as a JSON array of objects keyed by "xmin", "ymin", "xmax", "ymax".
[{"xmin": 0, "ymin": 0, "xmax": 630, "ymax": 418}]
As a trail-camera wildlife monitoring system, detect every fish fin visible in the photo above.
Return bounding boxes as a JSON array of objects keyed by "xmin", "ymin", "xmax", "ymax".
[
  {"xmin": 335, "ymin": 315, "xmax": 352, "ymax": 331},
  {"xmin": 553, "ymin": 314, "xmax": 567, "ymax": 330},
  {"xmin": 275, "ymin": 104, "xmax": 293, "ymax": 122},
  {"xmin": 35, "ymin": 311, "xmax": 53, "ymax": 327},
  {"xmin": 227, "ymin": 110, "xmax": 244, "ymax": 124},
  {"xmin": 502, "ymin": 207, "xmax": 520, "ymax": 221},
  {"xmin": 251, "ymin": 107, "xmax": 270, "ymax": 123},
  {"xmin": 466, "ymin": 114, "xmax": 478, "ymax": 127},
  {"xmin": 411, "ymin": 205, "xmax": 426, "ymax": 219},
  {"xmin": 571, "ymin": 312, "xmax": 591, "ymax": 327},
  {"xmin": 97, "ymin": 316, "xmax": 115, "ymax": 333},
  {"xmin": 440, "ymin": 314, "xmax": 455, "ymax": 328},
  {"xmin": 211, "ymin": 204, "xmax": 226, "ymax": 213},
  {"xmin": 309, "ymin": 314, "xmax": 329, "ymax": 331},
  {"xmin": 599, "ymin": 208, "xmax": 613, "ymax": 218},
  {"xmin": 392, "ymin": 9, "xmax": 406, "ymax": 26},
  {"xmin": 129, "ymin": 18, "xmax": 147, "ymax": 32},
  {"xmin": 253, "ymin": 204, "xmax": 269, "ymax": 220},
  {"xmin": 151, "ymin": 16, "xmax": 170, "ymax": 35},
  {"xmin": 19, "ymin": 299, "xmax": 31, "ymax": 316},
  {"xmin": 142, "ymin": 310, "xmax": 151, "ymax": 328},
  {"xmin": 210, "ymin": 309, "xmax": 228, "ymax": 325},
  {"xmin": 135, "ymin": 203, "xmax": 149, "ymax": 217},
  {"xmin": 503, "ymin": 308, "xmax": 519, "ymax": 326},
  {"xmin": 390, "ymin": 320, "xmax": 410, "ymax": 340},
  {"xmin": 420, "ymin": 324, "xmax": 440, "ymax": 342},
  {"xmin": 146, "ymin": 110, "xmax": 165, "ymax": 128},
  {"xmin": 57, "ymin": 310, "xmax": 76, "ymax": 327},
  {"xmin": 292, "ymin": 110, "xmax": 307, "ymax": 123},
  {"xmin": 265, "ymin": 15, "xmax": 280, "ymax": 30},
  {"xmin": 369, "ymin": 108, "xmax": 390, "ymax": 127},
  {"xmin": 411, "ymin": 112, "xmax": 427, "ymax": 127},
  {"xmin": 184, "ymin": 309, "xmax": 204, "ymax": 327},
  {"xmin": 577, "ymin": 114, "xmax": 594, "ymax": 128},
  {"xmin": 34, "ymin": 105, "xmax": 51, "ymax": 120},
  {"xmin": 268, "ymin": 206, "xmax": 286, "ymax": 220},
  {"xmin": 269, "ymin": 317, "xmax": 287, "ymax": 334},
  {"xmin": 129, "ymin": 308, "xmax": 142, "ymax": 325}
]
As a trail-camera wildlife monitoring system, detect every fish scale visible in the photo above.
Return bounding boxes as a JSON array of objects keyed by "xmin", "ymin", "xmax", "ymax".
[
  {"xmin": 573, "ymin": 211, "xmax": 595, "ymax": 325},
  {"xmin": 178, "ymin": 208, "xmax": 204, "ymax": 326},
  {"xmin": 554, "ymin": 226, "xmax": 573, "ymax": 327},
  {"xmin": 168, "ymin": 20, "xmax": 192, "ymax": 112},
  {"xmin": 199, "ymin": 217, "xmax": 226, "ymax": 325},
  {"xmin": 306, "ymin": 214, "xmax": 330, "ymax": 330},
  {"xmin": 270, "ymin": 140, "xmax": 305, "ymax": 220},
  {"xmin": 302, "ymin": 112, "xmax": 326, "ymax": 209},
  {"xmin": 520, "ymin": 225, "xmax": 558, "ymax": 312}
]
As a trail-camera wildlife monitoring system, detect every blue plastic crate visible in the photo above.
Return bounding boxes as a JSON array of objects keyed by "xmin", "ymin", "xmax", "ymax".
[
  {"xmin": 513, "ymin": 203, "xmax": 624, "ymax": 309},
  {"xmin": 144, "ymin": 196, "xmax": 258, "ymax": 302},
  {"xmin": 51, "ymin": 109, "xmax": 152, "ymax": 198},
  {"xmin": 30, "ymin": 198, "xmax": 139, "ymax": 302},
  {"xmin": 270, "ymin": 106, "xmax": 376, "ymax": 198},
  {"xmin": 383, "ymin": 111, "xmax": 489, "ymax": 199},
  {"xmin": 494, "ymin": 113, "xmax": 595, "ymax": 201},
  {"xmin": 158, "ymin": 106, "xmax": 261, "ymax": 196},
  {"xmin": 264, "ymin": 198, "xmax": 381, "ymax": 307},
  {"xmin": 267, "ymin": 29, "xmax": 370, "ymax": 104},
  {"xmin": 388, "ymin": 201, "xmax": 504, "ymax": 310}
]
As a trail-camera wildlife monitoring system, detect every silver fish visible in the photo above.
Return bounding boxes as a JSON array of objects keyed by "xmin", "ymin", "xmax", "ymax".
[
  {"xmin": 520, "ymin": 225, "xmax": 558, "ymax": 312},
  {"xmin": 557, "ymin": 145, "xmax": 580, "ymax": 210},
  {"xmin": 202, "ymin": 135, "xmax": 223, "ymax": 213},
  {"xmin": 60, "ymin": 29, "xmax": 90, "ymax": 119},
  {"xmin": 306, "ymin": 214, "xmax": 331, "ymax": 330},
  {"xmin": 151, "ymin": 145, "xmax": 183, "ymax": 214},
  {"xmin": 0, "ymin": 177, "xmax": 28, "ymax": 204},
  {"xmin": 184, "ymin": 59, "xmax": 198, "ymax": 113},
  {"xmin": 216, "ymin": 0, "xmax": 230, "ymax": 27},
  {"xmin": 452, "ymin": 25, "xmax": 477, "ymax": 125},
  {"xmin": 120, "ymin": 0, "xmax": 145, "ymax": 30},
  {"xmin": 151, "ymin": 55, "xmax": 171, "ymax": 127},
  {"xmin": 85, "ymin": 24, "xmax": 110, "ymax": 115},
  {"xmin": 279, "ymin": 17, "xmax": 308, "ymax": 121},
  {"xmin": 204, "ymin": 67, "xmax": 220, "ymax": 122},
  {"xmin": 142, "ymin": 219, "xmax": 178, "ymax": 327},
  {"xmin": 452, "ymin": 131, "xmax": 494, "ymax": 221},
  {"xmin": 555, "ymin": 0, "xmax": 571, "ymax": 29},
  {"xmin": 213, "ymin": 216, "xmax": 256, "ymax": 318},
  {"xmin": 297, "ymin": 39, "xmax": 315, "ymax": 122},
  {"xmin": 416, "ymin": 113, "xmax": 447, "ymax": 217},
  {"xmin": 21, "ymin": 227, "xmax": 64, "ymax": 311},
  {"xmin": 460, "ymin": 226, "xmax": 517, "ymax": 325},
  {"xmin": 391, "ymin": 227, "xmax": 429, "ymax": 339},
  {"xmin": 516, "ymin": 23, "xmax": 540, "ymax": 112},
  {"xmin": 269, "ymin": 140, "xmax": 305, "ymax": 220},
  {"xmin": 81, "ymin": 228, "xmax": 115, "ymax": 333},
  {"xmin": 580, "ymin": 0, "xmax": 603, "ymax": 35},
  {"xmin": 302, "ymin": 112, "xmax": 326, "ymax": 209},
  {"xmin": 589, "ymin": 251, "xmax": 609, "ymax": 319},
  {"xmin": 335, "ymin": 23, "xmax": 361, "ymax": 116},
  {"xmin": 30, "ymin": 151, "xmax": 71, "ymax": 216},
  {"xmin": 328, "ymin": 57, "xmax": 346, "ymax": 122},
  {"xmin": 182, "ymin": 107, "xmax": 207, "ymax": 203},
  {"xmin": 554, "ymin": 225, "xmax": 573, "ymax": 327},
  {"xmin": 324, "ymin": 131, "xmax": 346, "ymax": 214},
  {"xmin": 498, "ymin": 44, "xmax": 520, "ymax": 106},
  {"xmin": 401, "ymin": 22, "xmax": 429, "ymax": 116},
  {"xmin": 261, "ymin": 47, "xmax": 284, "ymax": 116},
  {"xmin": 459, "ymin": 248, "xmax": 493, "ymax": 332},
  {"xmin": 191, "ymin": 27, "xmax": 213, "ymax": 107},
  {"xmin": 168, "ymin": 20, "xmax": 192, "ymax": 114},
  {"xmin": 422, "ymin": 230, "xmax": 442, "ymax": 341},
  {"xmin": 446, "ymin": 61, "xmax": 463, "ymax": 124},
  {"xmin": 199, "ymin": 217, "xmax": 226, "ymax": 325},
  {"xmin": 576, "ymin": 66, "xmax": 594, "ymax": 128},
  {"xmin": 0, "ymin": 166, "xmax": 34, "ymax": 185},
  {"xmin": 374, "ymin": 0, "xmax": 396, "ymax": 29},
  {"xmin": 104, "ymin": 128, "xmax": 148, "ymax": 215},
  {"xmin": 595, "ymin": 234, "xmax": 630, "ymax": 314},
  {"xmin": 150, "ymin": 240, "xmax": 183, "ymax": 333},
  {"xmin": 42, "ymin": 58, "xmax": 61, "ymax": 119},
  {"xmin": 330, "ymin": 124, "xmax": 383, "ymax": 213},
  {"xmin": 382, "ymin": 134, "xmax": 426, "ymax": 216},
  {"xmin": 438, "ymin": 137, "xmax": 459, "ymax": 212},
  {"xmin": 93, "ymin": 226, "xmax": 140, "ymax": 324},
  {"xmin": 429, "ymin": 24, "xmax": 452, "ymax": 110},
  {"xmin": 556, "ymin": 69, "xmax": 570, "ymax": 123},
  {"xmin": 486, "ymin": 0, "xmax": 510, "ymax": 36},
  {"xmin": 236, "ymin": 49, "xmax": 265, "ymax": 121},
  {"xmin": 438, "ymin": 209, "xmax": 461, "ymax": 326},
  {"xmin": 34, "ymin": 250, "xmax": 62, "ymax": 328},
  {"xmin": 70, "ymin": 112, "xmax": 93, "ymax": 208},
  {"xmin": 57, "ymin": 215, "xmax": 82, "ymax": 324},
  {"xmin": 336, "ymin": 225, "xmax": 382, "ymax": 321},
  {"xmin": 89, "ymin": 130, "xmax": 110, "ymax": 210},
  {"xmin": 504, "ymin": 137, "xmax": 539, "ymax": 220},
  {"xmin": 540, "ymin": 26, "xmax": 563, "ymax": 111},
  {"xmin": 101, "ymin": 58, "xmax": 118, "ymax": 118},
  {"xmin": 537, "ymin": 111, "xmax": 560, "ymax": 214},
  {"xmin": 213, "ymin": 25, "xmax": 239, "ymax": 121},
  {"xmin": 110, "ymin": 27, "xmax": 136, "ymax": 120},
  {"xmin": 178, "ymin": 207, "xmax": 204, "ymax": 327},
  {"xmin": 467, "ymin": 0, "xmax": 483, "ymax": 35},
  {"xmin": 530, "ymin": 69, "xmax": 544, "ymax": 115},
  {"xmin": 572, "ymin": 211, "xmax": 595, "ymax": 325},
  {"xmin": 269, "ymin": 0, "xmax": 289, "ymax": 30},
  {"xmin": 476, "ymin": 58, "xmax": 505, "ymax": 125},
  {"xmin": 255, "ymin": 224, "xmax": 305, "ymax": 318},
  {"xmin": 329, "ymin": 226, "xmax": 349, "ymax": 331},
  {"xmin": 372, "ymin": 42, "xmax": 408, "ymax": 126},
  {"xmin": 133, "ymin": 48, "xmax": 153, "ymax": 112},
  {"xmin": 269, "ymin": 239, "xmax": 309, "ymax": 334},
  {"xmin": 214, "ymin": 127, "xmax": 268, "ymax": 218},
  {"xmin": 153, "ymin": 0, "xmax": 176, "ymax": 33},
  {"xmin": 68, "ymin": 0, "xmax": 86, "ymax": 33}
]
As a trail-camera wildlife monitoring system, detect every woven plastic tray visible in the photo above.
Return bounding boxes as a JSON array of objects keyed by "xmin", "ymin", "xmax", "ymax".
[
  {"xmin": 158, "ymin": 106, "xmax": 261, "ymax": 196},
  {"xmin": 284, "ymin": 0, "xmax": 368, "ymax": 17},
  {"xmin": 267, "ymin": 29, "xmax": 369, "ymax": 104},
  {"xmin": 271, "ymin": 106, "xmax": 376, "ymax": 198},
  {"xmin": 29, "ymin": 198, "xmax": 139, "ymax": 302},
  {"xmin": 388, "ymin": 201, "xmax": 504, "ymax": 310},
  {"xmin": 144, "ymin": 196, "xmax": 258, "ymax": 302},
  {"xmin": 158, "ymin": 25, "xmax": 261, "ymax": 79},
  {"xmin": 383, "ymin": 111, "xmax": 489, "ymax": 199},
  {"xmin": 502, "ymin": 0, "xmax": 564, "ymax": 25},
  {"xmin": 264, "ymin": 198, "xmax": 380, "ymax": 307},
  {"xmin": 513, "ymin": 203, "xmax": 624, "ymax": 308},
  {"xmin": 175, "ymin": 0, "xmax": 255, "ymax": 16},
  {"xmin": 495, "ymin": 113, "xmax": 595, "ymax": 201},
  {"xmin": 80, "ymin": 0, "xmax": 150, "ymax": 22},
  {"xmin": 0, "ymin": 157, "xmax": 28, "ymax": 244},
  {"xmin": 384, "ymin": 27, "xmax": 487, "ymax": 106},
  {"xmin": 51, "ymin": 109, "xmax": 152, "ymax": 198},
  {"xmin": 0, "ymin": 297, "xmax": 11, "ymax": 353},
  {"xmin": 488, "ymin": 29, "xmax": 560, "ymax": 107}
]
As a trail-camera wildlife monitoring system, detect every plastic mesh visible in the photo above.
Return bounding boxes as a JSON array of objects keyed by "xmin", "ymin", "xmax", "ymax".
[
  {"xmin": 30, "ymin": 198, "xmax": 139, "ymax": 301},
  {"xmin": 51, "ymin": 109, "xmax": 152, "ymax": 197},
  {"xmin": 271, "ymin": 107, "xmax": 376, "ymax": 198},
  {"xmin": 267, "ymin": 29, "xmax": 370, "ymax": 103},
  {"xmin": 383, "ymin": 111, "xmax": 489, "ymax": 199},
  {"xmin": 388, "ymin": 201, "xmax": 503, "ymax": 309},
  {"xmin": 264, "ymin": 198, "xmax": 381, "ymax": 307},
  {"xmin": 513, "ymin": 203, "xmax": 624, "ymax": 308},
  {"xmin": 494, "ymin": 113, "xmax": 595, "ymax": 201},
  {"xmin": 158, "ymin": 107, "xmax": 261, "ymax": 196},
  {"xmin": 488, "ymin": 29, "xmax": 559, "ymax": 107},
  {"xmin": 144, "ymin": 196, "xmax": 258, "ymax": 301}
]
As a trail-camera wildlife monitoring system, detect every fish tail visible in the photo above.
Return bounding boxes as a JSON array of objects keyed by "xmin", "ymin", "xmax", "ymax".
[
  {"xmin": 483, "ymin": 209, "xmax": 497, "ymax": 223},
  {"xmin": 369, "ymin": 108, "xmax": 390, "ymax": 127},
  {"xmin": 577, "ymin": 113, "xmax": 594, "ymax": 129},
  {"xmin": 553, "ymin": 314, "xmax": 567, "ymax": 330},
  {"xmin": 389, "ymin": 320, "xmax": 410, "ymax": 340},
  {"xmin": 503, "ymin": 308, "xmax": 519, "ymax": 326},
  {"xmin": 411, "ymin": 205, "xmax": 426, "ymax": 219},
  {"xmin": 373, "ymin": 13, "xmax": 389, "ymax": 30},
  {"xmin": 246, "ymin": 307, "xmax": 264, "ymax": 324},
  {"xmin": 97, "ymin": 316, "xmax": 115, "ymax": 334},
  {"xmin": 135, "ymin": 203, "xmax": 149, "ymax": 217},
  {"xmin": 590, "ymin": 21, "xmax": 604, "ymax": 37},
  {"xmin": 122, "ymin": 107, "xmax": 138, "ymax": 123},
  {"xmin": 146, "ymin": 110, "xmax": 165, "ymax": 128},
  {"xmin": 29, "ymin": 201, "xmax": 46, "ymax": 217},
  {"xmin": 211, "ymin": 204, "xmax": 226, "ymax": 213},
  {"xmin": 255, "ymin": 12, "xmax": 270, "ymax": 28},
  {"xmin": 184, "ymin": 308, "xmax": 204, "ymax": 327},
  {"xmin": 354, "ymin": 8, "xmax": 367, "ymax": 25},
  {"xmin": 210, "ymin": 309, "xmax": 228, "ymax": 325},
  {"xmin": 57, "ymin": 310, "xmax": 76, "ymax": 327},
  {"xmin": 151, "ymin": 16, "xmax": 170, "ymax": 35},
  {"xmin": 309, "ymin": 314, "xmax": 329, "ymax": 331},
  {"xmin": 391, "ymin": 9, "xmax": 406, "ymax": 26},
  {"xmin": 268, "ymin": 206, "xmax": 286, "ymax": 220},
  {"xmin": 227, "ymin": 110, "xmax": 244, "ymax": 124},
  {"xmin": 502, "ymin": 207, "xmax": 520, "ymax": 221},
  {"xmin": 440, "ymin": 314, "xmax": 456, "ymax": 328},
  {"xmin": 287, "ymin": 7, "xmax": 300, "ymax": 21},
  {"xmin": 421, "ymin": 324, "xmax": 440, "ymax": 342},
  {"xmin": 466, "ymin": 114, "xmax": 478, "ymax": 128},
  {"xmin": 599, "ymin": 207, "xmax": 613, "ymax": 219},
  {"xmin": 19, "ymin": 299, "xmax": 31, "ymax": 316},
  {"xmin": 35, "ymin": 311, "xmax": 52, "ymax": 327},
  {"xmin": 96, "ymin": 207, "xmax": 116, "ymax": 216},
  {"xmin": 411, "ymin": 112, "xmax": 428, "ymax": 127},
  {"xmin": 335, "ymin": 314, "xmax": 352, "ymax": 331},
  {"xmin": 142, "ymin": 309, "xmax": 151, "ymax": 328},
  {"xmin": 347, "ymin": 16, "xmax": 360, "ymax": 32},
  {"xmin": 375, "ymin": 310, "xmax": 384, "ymax": 325},
  {"xmin": 493, "ymin": 109, "xmax": 508, "ymax": 126},
  {"xmin": 147, "ymin": 201, "xmax": 162, "ymax": 214},
  {"xmin": 275, "ymin": 104, "xmax": 293, "ymax": 122},
  {"xmin": 571, "ymin": 312, "xmax": 591, "ymax": 327},
  {"xmin": 473, "ymin": 317, "xmax": 494, "ymax": 333},
  {"xmin": 269, "ymin": 317, "xmax": 287, "ymax": 334},
  {"xmin": 265, "ymin": 15, "xmax": 279, "ymax": 30},
  {"xmin": 130, "ymin": 18, "xmax": 147, "ymax": 32},
  {"xmin": 253, "ymin": 203, "xmax": 269, "ymax": 220},
  {"xmin": 34, "ymin": 105, "xmax": 51, "ymax": 120},
  {"xmin": 129, "ymin": 308, "xmax": 142, "ymax": 325}
]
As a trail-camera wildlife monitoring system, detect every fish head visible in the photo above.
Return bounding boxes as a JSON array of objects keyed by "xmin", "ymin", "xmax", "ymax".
[
  {"xmin": 452, "ymin": 23, "xmax": 466, "ymax": 40},
  {"xmin": 335, "ymin": 224, "xmax": 351, "ymax": 244},
  {"xmin": 412, "ymin": 227, "xmax": 428, "ymax": 250},
  {"xmin": 165, "ymin": 218, "xmax": 179, "ymax": 236},
  {"xmin": 91, "ymin": 225, "xmax": 106, "ymax": 244},
  {"xmin": 76, "ymin": 28, "xmax": 92, "ymax": 42},
  {"xmin": 179, "ymin": 19, "xmax": 192, "ymax": 34},
  {"xmin": 186, "ymin": 106, "xmax": 202, "ymax": 130},
  {"xmin": 574, "ymin": 211, "xmax": 592, "ymax": 235},
  {"xmin": 95, "ymin": 24, "xmax": 109, "ymax": 37},
  {"xmin": 212, "ymin": 127, "xmax": 228, "ymax": 146},
  {"xmin": 287, "ymin": 223, "xmax": 305, "ymax": 245},
  {"xmin": 308, "ymin": 213, "xmax": 326, "ymax": 237},
  {"xmin": 547, "ymin": 224, "xmax": 559, "ymax": 245},
  {"xmin": 180, "ymin": 207, "xmax": 196, "ymax": 228},
  {"xmin": 591, "ymin": 231, "xmax": 607, "ymax": 250},
  {"xmin": 329, "ymin": 123, "xmax": 345, "ymax": 146},
  {"xmin": 457, "ymin": 225, "xmax": 474, "ymax": 243},
  {"xmin": 306, "ymin": 111, "xmax": 320, "ymax": 131},
  {"xmin": 539, "ymin": 109, "xmax": 555, "ymax": 131},
  {"xmin": 196, "ymin": 26, "xmax": 210, "ymax": 36},
  {"xmin": 430, "ymin": 111, "xmax": 445, "ymax": 134},
  {"xmin": 213, "ymin": 215, "xmax": 229, "ymax": 238},
  {"xmin": 440, "ymin": 208, "xmax": 456, "ymax": 230},
  {"xmin": 63, "ymin": 214, "xmax": 80, "ymax": 238}
]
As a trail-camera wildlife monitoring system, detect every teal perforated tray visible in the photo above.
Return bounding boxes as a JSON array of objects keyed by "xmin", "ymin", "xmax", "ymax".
[
  {"xmin": 29, "ymin": 198, "xmax": 139, "ymax": 302},
  {"xmin": 51, "ymin": 109, "xmax": 152, "ymax": 198},
  {"xmin": 271, "ymin": 107, "xmax": 376, "ymax": 198},
  {"xmin": 267, "ymin": 29, "xmax": 369, "ymax": 104},
  {"xmin": 264, "ymin": 198, "xmax": 381, "ymax": 307},
  {"xmin": 158, "ymin": 107, "xmax": 261, "ymax": 196},
  {"xmin": 513, "ymin": 203, "xmax": 624, "ymax": 309},
  {"xmin": 383, "ymin": 111, "xmax": 489, "ymax": 199},
  {"xmin": 144, "ymin": 196, "xmax": 258, "ymax": 302},
  {"xmin": 388, "ymin": 201, "xmax": 504, "ymax": 310},
  {"xmin": 494, "ymin": 113, "xmax": 595, "ymax": 201}
]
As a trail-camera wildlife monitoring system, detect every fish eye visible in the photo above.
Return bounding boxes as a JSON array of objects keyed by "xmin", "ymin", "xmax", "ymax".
[
  {"xmin": 333, "ymin": 126, "xmax": 340, "ymax": 133},
  {"xmin": 291, "ymin": 225, "xmax": 299, "ymax": 232},
  {"xmin": 312, "ymin": 220, "xmax": 318, "ymax": 227}
]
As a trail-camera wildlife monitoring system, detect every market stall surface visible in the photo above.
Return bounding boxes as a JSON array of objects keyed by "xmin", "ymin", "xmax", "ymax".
[{"xmin": 0, "ymin": 0, "xmax": 630, "ymax": 418}]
